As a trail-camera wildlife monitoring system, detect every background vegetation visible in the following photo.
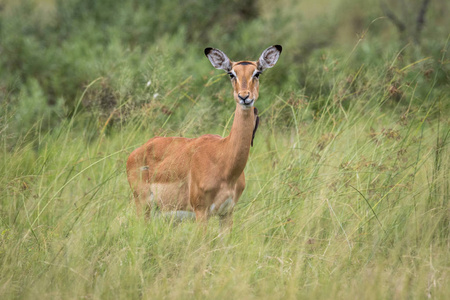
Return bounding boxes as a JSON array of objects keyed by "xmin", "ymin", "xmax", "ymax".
[{"xmin": 1, "ymin": 0, "xmax": 449, "ymax": 298}]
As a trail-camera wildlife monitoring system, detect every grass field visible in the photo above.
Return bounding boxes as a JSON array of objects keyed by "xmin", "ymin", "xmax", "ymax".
[{"xmin": 1, "ymin": 0, "xmax": 449, "ymax": 299}]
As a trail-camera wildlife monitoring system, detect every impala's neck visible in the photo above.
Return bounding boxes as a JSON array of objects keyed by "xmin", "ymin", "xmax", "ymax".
[{"xmin": 223, "ymin": 105, "xmax": 255, "ymax": 180}]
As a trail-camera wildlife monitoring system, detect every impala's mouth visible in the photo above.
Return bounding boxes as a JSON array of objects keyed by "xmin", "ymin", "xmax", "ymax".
[{"xmin": 239, "ymin": 99, "xmax": 254, "ymax": 109}]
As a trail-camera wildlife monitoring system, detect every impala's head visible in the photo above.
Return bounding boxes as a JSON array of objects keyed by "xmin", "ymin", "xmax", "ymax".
[{"xmin": 205, "ymin": 45, "xmax": 282, "ymax": 110}]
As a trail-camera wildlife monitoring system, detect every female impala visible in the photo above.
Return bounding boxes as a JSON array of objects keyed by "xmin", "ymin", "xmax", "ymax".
[{"xmin": 126, "ymin": 45, "xmax": 282, "ymax": 228}]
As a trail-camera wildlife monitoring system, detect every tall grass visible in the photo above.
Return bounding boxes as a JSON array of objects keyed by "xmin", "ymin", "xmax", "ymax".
[
  {"xmin": 1, "ymin": 0, "xmax": 449, "ymax": 299},
  {"xmin": 1, "ymin": 55, "xmax": 449, "ymax": 299}
]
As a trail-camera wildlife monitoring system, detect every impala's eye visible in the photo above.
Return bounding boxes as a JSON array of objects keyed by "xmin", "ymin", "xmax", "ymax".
[
  {"xmin": 254, "ymin": 72, "xmax": 261, "ymax": 79},
  {"xmin": 228, "ymin": 72, "xmax": 235, "ymax": 79}
]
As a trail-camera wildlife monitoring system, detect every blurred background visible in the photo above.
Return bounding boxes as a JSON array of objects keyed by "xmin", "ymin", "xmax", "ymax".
[
  {"xmin": 1, "ymin": 2, "xmax": 449, "ymax": 298},
  {"xmin": 0, "ymin": 0, "xmax": 448, "ymax": 140}
]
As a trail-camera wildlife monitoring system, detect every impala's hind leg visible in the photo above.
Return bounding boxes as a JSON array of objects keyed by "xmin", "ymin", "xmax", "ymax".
[
  {"xmin": 132, "ymin": 183, "xmax": 154, "ymax": 218},
  {"xmin": 127, "ymin": 164, "xmax": 154, "ymax": 218}
]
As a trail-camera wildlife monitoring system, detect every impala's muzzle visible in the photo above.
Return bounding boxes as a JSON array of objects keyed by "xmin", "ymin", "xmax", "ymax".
[
  {"xmin": 238, "ymin": 92, "xmax": 254, "ymax": 108},
  {"xmin": 239, "ymin": 98, "xmax": 254, "ymax": 106}
]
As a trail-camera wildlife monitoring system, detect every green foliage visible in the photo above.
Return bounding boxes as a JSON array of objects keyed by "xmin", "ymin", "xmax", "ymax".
[
  {"xmin": 12, "ymin": 78, "xmax": 65, "ymax": 135},
  {"xmin": 0, "ymin": 0, "xmax": 449, "ymax": 298}
]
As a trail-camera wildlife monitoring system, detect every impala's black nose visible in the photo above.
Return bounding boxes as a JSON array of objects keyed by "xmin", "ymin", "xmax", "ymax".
[{"xmin": 238, "ymin": 93, "xmax": 249, "ymax": 101}]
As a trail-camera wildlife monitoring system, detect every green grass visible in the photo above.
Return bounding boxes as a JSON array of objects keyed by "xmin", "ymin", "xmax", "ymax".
[
  {"xmin": 1, "ymin": 78, "xmax": 449, "ymax": 298},
  {"xmin": 1, "ymin": 0, "xmax": 450, "ymax": 299}
]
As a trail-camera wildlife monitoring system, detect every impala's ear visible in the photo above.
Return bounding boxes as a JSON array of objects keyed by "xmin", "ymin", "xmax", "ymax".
[
  {"xmin": 204, "ymin": 47, "xmax": 232, "ymax": 71},
  {"xmin": 257, "ymin": 45, "xmax": 282, "ymax": 72}
]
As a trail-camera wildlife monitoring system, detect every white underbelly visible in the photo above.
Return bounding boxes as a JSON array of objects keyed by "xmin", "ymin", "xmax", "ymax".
[
  {"xmin": 150, "ymin": 182, "xmax": 191, "ymax": 211},
  {"xmin": 149, "ymin": 183, "xmax": 236, "ymax": 217}
]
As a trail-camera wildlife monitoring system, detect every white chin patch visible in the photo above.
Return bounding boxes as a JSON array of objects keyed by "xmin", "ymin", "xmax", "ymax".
[{"xmin": 239, "ymin": 99, "xmax": 254, "ymax": 110}]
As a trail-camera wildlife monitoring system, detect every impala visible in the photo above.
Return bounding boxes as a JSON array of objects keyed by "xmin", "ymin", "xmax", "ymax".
[{"xmin": 126, "ymin": 45, "xmax": 282, "ymax": 228}]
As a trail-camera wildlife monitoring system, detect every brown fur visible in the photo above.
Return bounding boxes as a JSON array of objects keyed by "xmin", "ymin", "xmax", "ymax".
[{"xmin": 126, "ymin": 46, "xmax": 281, "ymax": 229}]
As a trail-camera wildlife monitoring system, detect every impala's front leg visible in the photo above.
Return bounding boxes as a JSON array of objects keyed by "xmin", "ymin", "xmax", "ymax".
[
  {"xmin": 219, "ymin": 212, "xmax": 233, "ymax": 233},
  {"xmin": 194, "ymin": 207, "xmax": 209, "ymax": 234},
  {"xmin": 194, "ymin": 207, "xmax": 208, "ymax": 224},
  {"xmin": 189, "ymin": 182, "xmax": 209, "ymax": 231},
  {"xmin": 219, "ymin": 173, "xmax": 245, "ymax": 232}
]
